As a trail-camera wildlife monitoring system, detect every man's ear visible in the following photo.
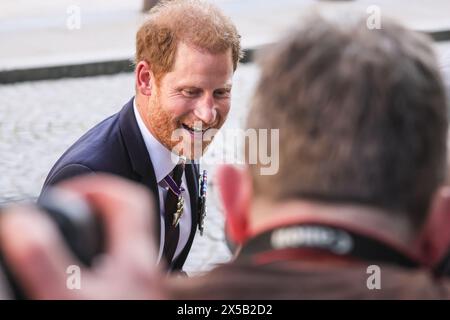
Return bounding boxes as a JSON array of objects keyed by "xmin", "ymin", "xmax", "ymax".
[
  {"xmin": 416, "ymin": 187, "xmax": 450, "ymax": 266},
  {"xmin": 135, "ymin": 61, "xmax": 153, "ymax": 96},
  {"xmin": 216, "ymin": 164, "xmax": 252, "ymax": 244}
]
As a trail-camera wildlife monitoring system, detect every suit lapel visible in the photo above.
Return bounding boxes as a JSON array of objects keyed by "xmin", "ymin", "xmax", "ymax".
[
  {"xmin": 186, "ymin": 162, "xmax": 199, "ymax": 236},
  {"xmin": 118, "ymin": 97, "xmax": 161, "ymax": 244}
]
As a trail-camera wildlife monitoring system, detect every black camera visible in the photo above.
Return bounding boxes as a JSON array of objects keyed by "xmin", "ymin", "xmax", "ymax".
[{"xmin": 0, "ymin": 188, "xmax": 103, "ymax": 299}]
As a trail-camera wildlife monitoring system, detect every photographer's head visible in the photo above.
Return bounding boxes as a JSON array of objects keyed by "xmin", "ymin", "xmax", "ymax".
[{"xmin": 218, "ymin": 15, "xmax": 450, "ymax": 264}]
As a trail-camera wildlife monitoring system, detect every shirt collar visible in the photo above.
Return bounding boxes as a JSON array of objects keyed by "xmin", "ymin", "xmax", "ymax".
[{"xmin": 133, "ymin": 98, "xmax": 180, "ymax": 183}]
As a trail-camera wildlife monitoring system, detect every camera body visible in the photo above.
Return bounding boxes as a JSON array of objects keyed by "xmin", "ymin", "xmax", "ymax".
[{"xmin": 0, "ymin": 188, "xmax": 103, "ymax": 299}]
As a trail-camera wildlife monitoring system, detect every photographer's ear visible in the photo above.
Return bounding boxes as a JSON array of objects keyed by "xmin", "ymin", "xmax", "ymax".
[
  {"xmin": 416, "ymin": 187, "xmax": 450, "ymax": 266},
  {"xmin": 216, "ymin": 165, "xmax": 252, "ymax": 245}
]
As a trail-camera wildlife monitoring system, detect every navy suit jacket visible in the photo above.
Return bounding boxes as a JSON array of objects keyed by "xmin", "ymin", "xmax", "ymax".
[{"xmin": 39, "ymin": 97, "xmax": 199, "ymax": 271}]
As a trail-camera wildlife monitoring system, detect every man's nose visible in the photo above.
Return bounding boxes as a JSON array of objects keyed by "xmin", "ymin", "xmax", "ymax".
[{"xmin": 193, "ymin": 95, "xmax": 217, "ymax": 125}]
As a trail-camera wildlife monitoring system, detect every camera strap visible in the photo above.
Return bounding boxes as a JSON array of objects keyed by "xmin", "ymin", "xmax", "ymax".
[{"xmin": 238, "ymin": 223, "xmax": 422, "ymax": 269}]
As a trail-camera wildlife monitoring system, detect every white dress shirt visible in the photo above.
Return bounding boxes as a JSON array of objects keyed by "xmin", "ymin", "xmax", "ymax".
[{"xmin": 133, "ymin": 99, "xmax": 192, "ymax": 264}]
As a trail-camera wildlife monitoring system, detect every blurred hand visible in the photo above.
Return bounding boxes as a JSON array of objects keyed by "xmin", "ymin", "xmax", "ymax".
[{"xmin": 0, "ymin": 174, "xmax": 166, "ymax": 299}]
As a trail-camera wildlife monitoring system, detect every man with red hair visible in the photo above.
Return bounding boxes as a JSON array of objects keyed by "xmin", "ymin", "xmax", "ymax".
[{"xmin": 39, "ymin": 0, "xmax": 242, "ymax": 272}]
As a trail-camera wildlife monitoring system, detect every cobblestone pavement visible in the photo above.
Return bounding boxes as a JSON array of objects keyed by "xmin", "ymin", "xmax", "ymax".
[{"xmin": 0, "ymin": 63, "xmax": 259, "ymax": 274}]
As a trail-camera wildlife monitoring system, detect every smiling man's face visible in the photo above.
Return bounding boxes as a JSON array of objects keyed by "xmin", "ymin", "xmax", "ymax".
[{"xmin": 146, "ymin": 42, "xmax": 234, "ymax": 160}]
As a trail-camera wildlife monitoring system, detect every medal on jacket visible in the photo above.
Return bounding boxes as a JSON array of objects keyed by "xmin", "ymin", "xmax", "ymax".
[
  {"xmin": 173, "ymin": 195, "xmax": 184, "ymax": 227},
  {"xmin": 198, "ymin": 170, "xmax": 208, "ymax": 236},
  {"xmin": 162, "ymin": 160, "xmax": 185, "ymax": 227}
]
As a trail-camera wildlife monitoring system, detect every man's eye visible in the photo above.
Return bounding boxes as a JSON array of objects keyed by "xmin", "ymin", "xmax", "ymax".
[
  {"xmin": 214, "ymin": 90, "xmax": 231, "ymax": 98},
  {"xmin": 182, "ymin": 89, "xmax": 199, "ymax": 97}
]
